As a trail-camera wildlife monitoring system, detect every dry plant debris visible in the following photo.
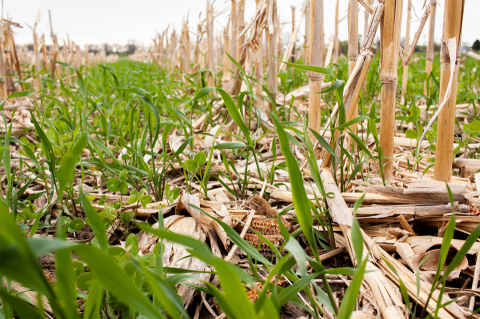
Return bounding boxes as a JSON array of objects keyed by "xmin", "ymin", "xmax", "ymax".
[{"xmin": 1, "ymin": 1, "xmax": 480, "ymax": 318}]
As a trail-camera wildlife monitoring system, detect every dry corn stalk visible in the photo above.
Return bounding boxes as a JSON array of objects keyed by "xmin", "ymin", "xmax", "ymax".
[
  {"xmin": 333, "ymin": 0, "xmax": 340, "ymax": 63},
  {"xmin": 207, "ymin": 0, "xmax": 214, "ymax": 86},
  {"xmin": 291, "ymin": 6, "xmax": 295, "ymax": 62},
  {"xmin": 170, "ymin": 29, "xmax": 177, "ymax": 73},
  {"xmin": 433, "ymin": 0, "xmax": 466, "ymax": 182},
  {"xmin": 304, "ymin": 2, "xmax": 310, "ymax": 65},
  {"xmin": 0, "ymin": 21, "xmax": 7, "ymax": 99},
  {"xmin": 29, "ymin": 10, "xmax": 41, "ymax": 73},
  {"xmin": 358, "ymin": 0, "xmax": 374, "ymax": 14},
  {"xmin": 236, "ymin": 0, "xmax": 245, "ymax": 63},
  {"xmin": 1, "ymin": 19, "xmax": 24, "ymax": 94},
  {"xmin": 48, "ymin": 10, "xmax": 60, "ymax": 79},
  {"xmin": 267, "ymin": 0, "xmax": 278, "ymax": 110},
  {"xmin": 75, "ymin": 45, "xmax": 82, "ymax": 68},
  {"xmin": 379, "ymin": 0, "xmax": 404, "ymax": 181},
  {"xmin": 324, "ymin": 35, "xmax": 334, "ymax": 65},
  {"xmin": 307, "ymin": 0, "xmax": 325, "ymax": 139},
  {"xmin": 230, "ymin": 0, "xmax": 271, "ymax": 97},
  {"xmin": 148, "ymin": 49, "xmax": 161, "ymax": 68},
  {"xmin": 307, "ymin": 0, "xmax": 314, "ymax": 64},
  {"xmin": 348, "ymin": 0, "xmax": 358, "ymax": 76},
  {"xmin": 321, "ymin": 0, "xmax": 385, "ymax": 168},
  {"xmin": 401, "ymin": 0, "xmax": 411, "ymax": 102},
  {"xmin": 240, "ymin": 0, "xmax": 269, "ymax": 53},
  {"xmin": 347, "ymin": 0, "xmax": 359, "ymax": 138},
  {"xmin": 182, "ymin": 20, "xmax": 191, "ymax": 75},
  {"xmin": 399, "ymin": 3, "xmax": 431, "ymax": 66},
  {"xmin": 363, "ymin": 1, "xmax": 371, "ymax": 46},
  {"xmin": 321, "ymin": 168, "xmax": 407, "ymax": 318},
  {"xmin": 254, "ymin": 0, "xmax": 264, "ymax": 100},
  {"xmin": 222, "ymin": 23, "xmax": 231, "ymax": 90},
  {"xmin": 364, "ymin": 233, "xmax": 467, "ymax": 319},
  {"xmin": 280, "ymin": 3, "xmax": 306, "ymax": 71},
  {"xmin": 424, "ymin": 0, "xmax": 436, "ymax": 96},
  {"xmin": 194, "ymin": 21, "xmax": 203, "ymax": 73},
  {"xmin": 230, "ymin": 0, "xmax": 237, "ymax": 72}
]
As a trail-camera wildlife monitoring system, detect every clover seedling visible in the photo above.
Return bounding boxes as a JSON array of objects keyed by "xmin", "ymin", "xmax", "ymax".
[
  {"xmin": 165, "ymin": 183, "xmax": 180, "ymax": 204},
  {"xmin": 98, "ymin": 194, "xmax": 107, "ymax": 205},
  {"xmin": 107, "ymin": 170, "xmax": 129, "ymax": 194},
  {"xmin": 58, "ymin": 216, "xmax": 85, "ymax": 232},
  {"xmin": 464, "ymin": 120, "xmax": 480, "ymax": 139},
  {"xmin": 128, "ymin": 188, "xmax": 153, "ymax": 208}
]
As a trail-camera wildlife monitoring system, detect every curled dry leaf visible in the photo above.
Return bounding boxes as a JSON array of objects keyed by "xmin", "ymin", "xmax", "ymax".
[
  {"xmin": 350, "ymin": 312, "xmax": 376, "ymax": 319},
  {"xmin": 138, "ymin": 216, "xmax": 185, "ymax": 255},
  {"xmin": 143, "ymin": 140, "xmax": 162, "ymax": 163},
  {"xmin": 161, "ymin": 216, "xmax": 210, "ymax": 307},
  {"xmin": 178, "ymin": 194, "xmax": 230, "ymax": 249},
  {"xmin": 181, "ymin": 193, "xmax": 202, "ymax": 221},
  {"xmin": 385, "ymin": 227, "xmax": 410, "ymax": 242},
  {"xmin": 214, "ymin": 190, "xmax": 231, "ymax": 203},
  {"xmin": 247, "ymin": 195, "xmax": 278, "ymax": 217},
  {"xmin": 411, "ymin": 248, "xmax": 469, "ymax": 281},
  {"xmin": 33, "ymin": 194, "xmax": 48, "ymax": 212},
  {"xmin": 194, "ymin": 124, "xmax": 221, "ymax": 150},
  {"xmin": 246, "ymin": 162, "xmax": 269, "ymax": 177},
  {"xmin": 138, "ymin": 216, "xmax": 210, "ymax": 307},
  {"xmin": 211, "ymin": 203, "xmax": 229, "ymax": 218},
  {"xmin": 170, "ymin": 130, "xmax": 190, "ymax": 159},
  {"xmin": 73, "ymin": 183, "xmax": 93, "ymax": 193}
]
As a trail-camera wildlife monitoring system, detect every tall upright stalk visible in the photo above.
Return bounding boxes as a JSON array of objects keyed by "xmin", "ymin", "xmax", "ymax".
[
  {"xmin": 308, "ymin": 0, "xmax": 315, "ymax": 64},
  {"xmin": 236, "ymin": 0, "xmax": 245, "ymax": 64},
  {"xmin": 402, "ymin": 0, "xmax": 411, "ymax": 102},
  {"xmin": 424, "ymin": 0, "xmax": 436, "ymax": 96},
  {"xmin": 0, "ymin": 32, "xmax": 6, "ymax": 99},
  {"xmin": 280, "ymin": 4, "xmax": 306, "ymax": 71},
  {"xmin": 254, "ymin": 0, "xmax": 264, "ymax": 99},
  {"xmin": 304, "ymin": 2, "xmax": 310, "ymax": 65},
  {"xmin": 333, "ymin": 0, "xmax": 340, "ymax": 63},
  {"xmin": 322, "ymin": 0, "xmax": 384, "ymax": 169},
  {"xmin": 230, "ymin": 0, "xmax": 237, "ymax": 72},
  {"xmin": 291, "ymin": 6, "xmax": 296, "ymax": 62},
  {"xmin": 308, "ymin": 0, "xmax": 325, "ymax": 139},
  {"xmin": 325, "ymin": 35, "xmax": 334, "ymax": 65},
  {"xmin": 222, "ymin": 23, "xmax": 231, "ymax": 90},
  {"xmin": 207, "ymin": 0, "xmax": 214, "ymax": 87},
  {"xmin": 193, "ymin": 23, "xmax": 201, "ymax": 73},
  {"xmin": 49, "ymin": 10, "xmax": 59, "ymax": 79},
  {"xmin": 182, "ymin": 21, "xmax": 190, "ymax": 75},
  {"xmin": 379, "ymin": 0, "xmax": 403, "ymax": 182},
  {"xmin": 170, "ymin": 30, "xmax": 177, "ymax": 73},
  {"xmin": 32, "ymin": 10, "xmax": 41, "ymax": 90},
  {"xmin": 433, "ymin": 0, "xmax": 465, "ymax": 182},
  {"xmin": 267, "ymin": 0, "xmax": 278, "ymax": 110},
  {"xmin": 363, "ymin": 0, "xmax": 372, "ymax": 44},
  {"xmin": 348, "ymin": 0, "xmax": 358, "ymax": 135}
]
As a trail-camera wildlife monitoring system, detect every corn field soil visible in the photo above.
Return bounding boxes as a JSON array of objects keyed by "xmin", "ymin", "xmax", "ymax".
[{"xmin": 1, "ymin": 33, "xmax": 480, "ymax": 319}]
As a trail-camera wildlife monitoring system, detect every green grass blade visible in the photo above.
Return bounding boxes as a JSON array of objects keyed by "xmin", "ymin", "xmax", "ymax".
[
  {"xmin": 57, "ymin": 133, "xmax": 88, "ymax": 195},
  {"xmin": 272, "ymin": 115, "xmax": 315, "ymax": 253},
  {"xmin": 79, "ymin": 190, "xmax": 108, "ymax": 252},
  {"xmin": 0, "ymin": 90, "xmax": 44, "ymax": 112},
  {"xmin": 309, "ymin": 128, "xmax": 340, "ymax": 163},
  {"xmin": 217, "ymin": 88, "xmax": 251, "ymax": 144},
  {"xmin": 0, "ymin": 287, "xmax": 43, "ymax": 319},
  {"xmin": 330, "ymin": 115, "xmax": 370, "ymax": 131},
  {"xmin": 72, "ymin": 244, "xmax": 163, "ymax": 319}
]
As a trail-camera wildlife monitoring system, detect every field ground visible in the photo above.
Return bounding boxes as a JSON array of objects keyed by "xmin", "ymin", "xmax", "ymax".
[{"xmin": 1, "ymin": 14, "xmax": 480, "ymax": 319}]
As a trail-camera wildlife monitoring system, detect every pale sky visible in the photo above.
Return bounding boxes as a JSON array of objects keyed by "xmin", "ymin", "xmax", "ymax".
[{"xmin": 5, "ymin": 0, "xmax": 480, "ymax": 48}]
